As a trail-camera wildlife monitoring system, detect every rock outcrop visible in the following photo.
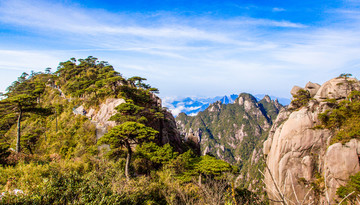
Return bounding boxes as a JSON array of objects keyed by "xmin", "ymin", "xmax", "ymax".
[
  {"xmin": 314, "ymin": 77, "xmax": 360, "ymax": 101},
  {"xmin": 73, "ymin": 98, "xmax": 125, "ymax": 140},
  {"xmin": 290, "ymin": 81, "xmax": 321, "ymax": 98},
  {"xmin": 73, "ymin": 98, "xmax": 184, "ymax": 152},
  {"xmin": 305, "ymin": 81, "xmax": 321, "ymax": 97},
  {"xmin": 264, "ymin": 77, "xmax": 360, "ymax": 204}
]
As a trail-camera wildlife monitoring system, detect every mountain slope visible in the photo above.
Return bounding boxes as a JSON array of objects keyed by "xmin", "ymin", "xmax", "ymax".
[{"xmin": 176, "ymin": 93, "xmax": 282, "ymax": 190}]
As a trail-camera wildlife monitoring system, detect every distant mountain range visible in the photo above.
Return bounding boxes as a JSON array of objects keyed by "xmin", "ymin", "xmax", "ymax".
[{"xmin": 163, "ymin": 94, "xmax": 290, "ymax": 116}]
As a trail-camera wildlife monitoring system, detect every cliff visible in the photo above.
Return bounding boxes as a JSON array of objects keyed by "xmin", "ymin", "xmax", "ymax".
[{"xmin": 263, "ymin": 76, "xmax": 360, "ymax": 204}]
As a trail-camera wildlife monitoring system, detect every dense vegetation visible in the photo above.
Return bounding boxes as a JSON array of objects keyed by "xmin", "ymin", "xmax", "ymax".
[
  {"xmin": 318, "ymin": 91, "xmax": 360, "ymax": 144},
  {"xmin": 0, "ymin": 57, "xmax": 264, "ymax": 204},
  {"xmin": 290, "ymin": 89, "xmax": 311, "ymax": 109}
]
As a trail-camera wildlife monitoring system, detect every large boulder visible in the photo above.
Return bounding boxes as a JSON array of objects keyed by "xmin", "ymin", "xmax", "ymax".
[
  {"xmin": 290, "ymin": 85, "xmax": 303, "ymax": 97},
  {"xmin": 314, "ymin": 77, "xmax": 360, "ymax": 101},
  {"xmin": 264, "ymin": 106, "xmax": 331, "ymax": 204},
  {"xmin": 305, "ymin": 81, "xmax": 321, "ymax": 97},
  {"xmin": 325, "ymin": 139, "xmax": 360, "ymax": 200}
]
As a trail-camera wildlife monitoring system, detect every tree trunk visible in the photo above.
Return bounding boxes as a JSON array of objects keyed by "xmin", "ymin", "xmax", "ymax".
[
  {"xmin": 16, "ymin": 109, "xmax": 22, "ymax": 153},
  {"xmin": 125, "ymin": 141, "xmax": 132, "ymax": 181},
  {"xmin": 55, "ymin": 109, "xmax": 58, "ymax": 132},
  {"xmin": 198, "ymin": 173, "xmax": 202, "ymax": 187}
]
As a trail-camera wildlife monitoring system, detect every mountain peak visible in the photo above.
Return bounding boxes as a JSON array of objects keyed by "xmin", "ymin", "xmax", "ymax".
[{"xmin": 262, "ymin": 95, "xmax": 271, "ymax": 103}]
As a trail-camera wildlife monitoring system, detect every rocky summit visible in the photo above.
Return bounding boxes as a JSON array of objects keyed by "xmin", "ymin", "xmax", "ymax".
[{"xmin": 264, "ymin": 76, "xmax": 360, "ymax": 204}]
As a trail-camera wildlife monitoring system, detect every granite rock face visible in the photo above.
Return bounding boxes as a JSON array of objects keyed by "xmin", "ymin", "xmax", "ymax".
[
  {"xmin": 290, "ymin": 81, "xmax": 321, "ymax": 98},
  {"xmin": 264, "ymin": 77, "xmax": 360, "ymax": 204},
  {"xmin": 86, "ymin": 98, "xmax": 125, "ymax": 128},
  {"xmin": 290, "ymin": 85, "xmax": 303, "ymax": 97},
  {"xmin": 305, "ymin": 81, "xmax": 321, "ymax": 97},
  {"xmin": 325, "ymin": 139, "xmax": 360, "ymax": 200},
  {"xmin": 314, "ymin": 77, "xmax": 360, "ymax": 101}
]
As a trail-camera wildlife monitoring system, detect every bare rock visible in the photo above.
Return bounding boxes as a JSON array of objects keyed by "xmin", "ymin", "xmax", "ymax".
[
  {"xmin": 290, "ymin": 85, "xmax": 303, "ymax": 97},
  {"xmin": 314, "ymin": 77, "xmax": 360, "ymax": 101},
  {"xmin": 264, "ymin": 76, "xmax": 360, "ymax": 204},
  {"xmin": 264, "ymin": 105, "xmax": 331, "ymax": 203},
  {"xmin": 263, "ymin": 95, "xmax": 271, "ymax": 103},
  {"xmin": 325, "ymin": 139, "xmax": 360, "ymax": 200},
  {"xmin": 301, "ymin": 156, "xmax": 313, "ymax": 181},
  {"xmin": 90, "ymin": 98, "xmax": 125, "ymax": 127},
  {"xmin": 263, "ymin": 136, "xmax": 272, "ymax": 155},
  {"xmin": 305, "ymin": 81, "xmax": 321, "ymax": 97}
]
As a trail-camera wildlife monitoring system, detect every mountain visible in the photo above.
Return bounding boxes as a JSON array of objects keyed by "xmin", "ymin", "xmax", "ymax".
[
  {"xmin": 254, "ymin": 94, "xmax": 291, "ymax": 106},
  {"xmin": 163, "ymin": 94, "xmax": 239, "ymax": 117},
  {"xmin": 176, "ymin": 93, "xmax": 283, "ymax": 191},
  {"xmin": 164, "ymin": 94, "xmax": 287, "ymax": 117},
  {"xmin": 2, "ymin": 57, "xmax": 265, "ymax": 204}
]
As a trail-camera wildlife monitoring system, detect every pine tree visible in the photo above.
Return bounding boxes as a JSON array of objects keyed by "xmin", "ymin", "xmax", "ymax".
[
  {"xmin": 98, "ymin": 121, "xmax": 158, "ymax": 181},
  {"xmin": 0, "ymin": 72, "xmax": 46, "ymax": 153}
]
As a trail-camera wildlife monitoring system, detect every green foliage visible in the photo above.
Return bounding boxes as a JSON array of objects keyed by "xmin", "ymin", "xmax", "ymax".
[
  {"xmin": 336, "ymin": 171, "xmax": 360, "ymax": 204},
  {"xmin": 0, "ymin": 142, "xmax": 10, "ymax": 166},
  {"xmin": 54, "ymin": 56, "xmax": 160, "ymax": 107},
  {"xmin": 98, "ymin": 122, "xmax": 158, "ymax": 149},
  {"xmin": 291, "ymin": 89, "xmax": 311, "ymax": 109},
  {"xmin": 98, "ymin": 122, "xmax": 158, "ymax": 180},
  {"xmin": 110, "ymin": 102, "xmax": 146, "ymax": 124},
  {"xmin": 0, "ymin": 57, "xmax": 265, "ymax": 204},
  {"xmin": 338, "ymin": 73, "xmax": 353, "ymax": 79},
  {"xmin": 136, "ymin": 142, "xmax": 178, "ymax": 171},
  {"xmin": 176, "ymin": 93, "xmax": 281, "ymax": 195},
  {"xmin": 196, "ymin": 155, "xmax": 233, "ymax": 176},
  {"xmin": 318, "ymin": 91, "xmax": 360, "ymax": 144},
  {"xmin": 0, "ymin": 72, "xmax": 49, "ymax": 153},
  {"xmin": 55, "ymin": 56, "xmax": 125, "ymax": 102}
]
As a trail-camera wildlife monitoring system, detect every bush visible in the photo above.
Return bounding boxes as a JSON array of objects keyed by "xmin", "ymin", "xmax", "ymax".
[
  {"xmin": 336, "ymin": 171, "xmax": 360, "ymax": 204},
  {"xmin": 318, "ymin": 91, "xmax": 360, "ymax": 144},
  {"xmin": 291, "ymin": 89, "xmax": 311, "ymax": 109}
]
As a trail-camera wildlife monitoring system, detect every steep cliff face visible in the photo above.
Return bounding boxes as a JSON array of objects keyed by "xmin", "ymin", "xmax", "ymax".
[
  {"xmin": 264, "ymin": 77, "xmax": 360, "ymax": 204},
  {"xmin": 176, "ymin": 93, "xmax": 282, "ymax": 190}
]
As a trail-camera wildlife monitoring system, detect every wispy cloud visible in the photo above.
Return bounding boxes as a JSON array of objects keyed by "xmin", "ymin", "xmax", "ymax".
[
  {"xmin": 272, "ymin": 7, "xmax": 286, "ymax": 12},
  {"xmin": 0, "ymin": 0, "xmax": 360, "ymax": 99},
  {"xmin": 0, "ymin": 50, "xmax": 61, "ymax": 71}
]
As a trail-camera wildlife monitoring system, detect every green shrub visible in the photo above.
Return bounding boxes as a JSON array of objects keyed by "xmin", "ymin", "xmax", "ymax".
[
  {"xmin": 336, "ymin": 171, "xmax": 360, "ymax": 204},
  {"xmin": 291, "ymin": 89, "xmax": 311, "ymax": 109}
]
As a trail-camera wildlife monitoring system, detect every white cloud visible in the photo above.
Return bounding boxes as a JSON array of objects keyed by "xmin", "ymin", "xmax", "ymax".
[
  {"xmin": 170, "ymin": 105, "xmax": 185, "ymax": 117},
  {"xmin": 0, "ymin": 50, "xmax": 60, "ymax": 71},
  {"xmin": 272, "ymin": 8, "xmax": 286, "ymax": 12},
  {"xmin": 184, "ymin": 106, "xmax": 202, "ymax": 112},
  {"xmin": 0, "ymin": 0, "xmax": 360, "ymax": 99}
]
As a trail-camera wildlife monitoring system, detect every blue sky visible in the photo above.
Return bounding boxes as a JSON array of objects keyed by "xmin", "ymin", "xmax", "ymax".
[{"xmin": 1, "ymin": 0, "xmax": 360, "ymax": 101}]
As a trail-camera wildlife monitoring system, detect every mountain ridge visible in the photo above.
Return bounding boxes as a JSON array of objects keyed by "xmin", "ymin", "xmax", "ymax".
[{"xmin": 164, "ymin": 93, "xmax": 289, "ymax": 117}]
